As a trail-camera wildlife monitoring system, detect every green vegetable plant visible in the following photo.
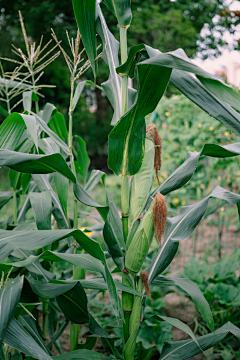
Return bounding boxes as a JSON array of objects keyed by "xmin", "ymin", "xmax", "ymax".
[
  {"xmin": 152, "ymin": 95, "xmax": 240, "ymax": 205},
  {"xmin": 182, "ymin": 254, "xmax": 240, "ymax": 358},
  {"xmin": 1, "ymin": 1, "xmax": 240, "ymax": 360}
]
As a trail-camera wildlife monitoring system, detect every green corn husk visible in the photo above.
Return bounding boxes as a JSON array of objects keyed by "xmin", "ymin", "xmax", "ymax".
[
  {"xmin": 122, "ymin": 273, "xmax": 134, "ymax": 312},
  {"xmin": 129, "ymin": 279, "xmax": 143, "ymax": 335},
  {"xmin": 125, "ymin": 204, "xmax": 155, "ymax": 276},
  {"xmin": 129, "ymin": 137, "xmax": 154, "ymax": 226},
  {"xmin": 126, "ymin": 217, "xmax": 141, "ymax": 249}
]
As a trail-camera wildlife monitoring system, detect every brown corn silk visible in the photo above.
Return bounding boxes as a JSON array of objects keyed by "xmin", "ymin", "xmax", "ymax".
[
  {"xmin": 153, "ymin": 193, "xmax": 167, "ymax": 246},
  {"xmin": 140, "ymin": 270, "xmax": 151, "ymax": 299},
  {"xmin": 146, "ymin": 124, "xmax": 162, "ymax": 183}
]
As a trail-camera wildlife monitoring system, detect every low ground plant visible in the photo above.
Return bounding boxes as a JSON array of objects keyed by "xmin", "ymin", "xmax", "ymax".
[
  {"xmin": 183, "ymin": 254, "xmax": 240, "ymax": 359},
  {"xmin": 1, "ymin": 1, "xmax": 240, "ymax": 360}
]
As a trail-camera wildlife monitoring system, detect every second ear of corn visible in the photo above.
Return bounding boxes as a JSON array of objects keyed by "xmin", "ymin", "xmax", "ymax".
[
  {"xmin": 125, "ymin": 193, "xmax": 167, "ymax": 277},
  {"xmin": 125, "ymin": 203, "xmax": 155, "ymax": 276}
]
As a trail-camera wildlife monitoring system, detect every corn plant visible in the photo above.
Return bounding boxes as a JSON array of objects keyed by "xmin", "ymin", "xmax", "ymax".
[{"xmin": 1, "ymin": 1, "xmax": 240, "ymax": 360}]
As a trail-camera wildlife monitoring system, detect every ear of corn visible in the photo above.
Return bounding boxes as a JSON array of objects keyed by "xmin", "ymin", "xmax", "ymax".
[
  {"xmin": 129, "ymin": 137, "xmax": 154, "ymax": 225},
  {"xmin": 129, "ymin": 278, "xmax": 143, "ymax": 335},
  {"xmin": 124, "ymin": 323, "xmax": 140, "ymax": 360},
  {"xmin": 125, "ymin": 204, "xmax": 155, "ymax": 276},
  {"xmin": 126, "ymin": 217, "xmax": 141, "ymax": 249}
]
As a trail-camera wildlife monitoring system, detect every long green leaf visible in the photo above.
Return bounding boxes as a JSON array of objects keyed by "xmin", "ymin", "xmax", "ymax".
[
  {"xmin": 72, "ymin": 80, "xmax": 102, "ymax": 112},
  {"xmin": 53, "ymin": 349, "xmax": 111, "ymax": 359},
  {"xmin": 21, "ymin": 113, "xmax": 38, "ymax": 150},
  {"xmin": 54, "ymin": 173, "xmax": 68, "ymax": 218},
  {"xmin": 0, "ymin": 276, "xmax": 23, "ymax": 349},
  {"xmin": 0, "ymin": 149, "xmax": 76, "ymax": 183},
  {"xmin": 102, "ymin": 0, "xmax": 132, "ymax": 27},
  {"xmin": 13, "ymin": 249, "xmax": 54, "ymax": 281},
  {"xmin": 18, "ymin": 315, "xmax": 51, "ymax": 356},
  {"xmin": 103, "ymin": 189, "xmax": 125, "ymax": 271},
  {"xmin": 104, "ymin": 187, "xmax": 126, "ymax": 252},
  {"xmin": 153, "ymin": 275, "xmax": 214, "ymax": 331},
  {"xmin": 29, "ymin": 191, "xmax": 52, "ymax": 230},
  {"xmin": 0, "ymin": 228, "xmax": 121, "ymax": 317},
  {"xmin": 84, "ymin": 170, "xmax": 105, "ymax": 193},
  {"xmin": 73, "ymin": 0, "xmax": 97, "ymax": 78},
  {"xmin": 0, "ymin": 229, "xmax": 105, "ymax": 262},
  {"xmin": 108, "ymin": 63, "xmax": 172, "ymax": 175},
  {"xmin": 75, "ymin": 135, "xmax": 90, "ymax": 184},
  {"xmin": 155, "ymin": 315, "xmax": 200, "ymax": 349},
  {"xmin": 4, "ymin": 318, "xmax": 52, "ymax": 360},
  {"xmin": 147, "ymin": 186, "xmax": 240, "ymax": 283},
  {"xmin": 16, "ymin": 251, "xmax": 105, "ymax": 275},
  {"xmin": 32, "ymin": 174, "xmax": 69, "ymax": 229},
  {"xmin": 198, "ymin": 76, "xmax": 240, "ymax": 111},
  {"xmin": 74, "ymin": 182, "xmax": 108, "ymax": 220},
  {"xmin": 144, "ymin": 142, "xmax": 240, "ymax": 212},
  {"xmin": 160, "ymin": 322, "xmax": 240, "ymax": 360},
  {"xmin": 0, "ymin": 113, "xmax": 26, "ymax": 150},
  {"xmin": 48, "ymin": 112, "xmax": 68, "ymax": 142},
  {"xmin": 96, "ymin": 3, "xmax": 122, "ymax": 125},
  {"xmin": 29, "ymin": 111, "xmax": 70, "ymax": 154},
  {"xmin": 38, "ymin": 137, "xmax": 60, "ymax": 155},
  {"xmin": 40, "ymin": 102, "xmax": 57, "ymax": 123},
  {"xmin": 0, "ymin": 191, "xmax": 14, "ymax": 210},
  {"xmin": 56, "ymin": 282, "xmax": 89, "ymax": 324},
  {"xmin": 119, "ymin": 44, "xmax": 240, "ymax": 136}
]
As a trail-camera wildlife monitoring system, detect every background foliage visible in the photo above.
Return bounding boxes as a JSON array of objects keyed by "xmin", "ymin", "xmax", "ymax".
[{"xmin": 0, "ymin": 0, "xmax": 236, "ymax": 170}]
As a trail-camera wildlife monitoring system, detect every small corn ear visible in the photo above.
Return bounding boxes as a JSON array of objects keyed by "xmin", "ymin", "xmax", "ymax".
[
  {"xmin": 153, "ymin": 193, "xmax": 167, "ymax": 246},
  {"xmin": 125, "ymin": 204, "xmax": 155, "ymax": 276},
  {"xmin": 129, "ymin": 279, "xmax": 143, "ymax": 335}
]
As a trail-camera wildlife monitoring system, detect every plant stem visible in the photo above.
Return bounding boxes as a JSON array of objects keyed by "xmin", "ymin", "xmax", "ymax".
[
  {"xmin": 6, "ymin": 93, "xmax": 10, "ymax": 114},
  {"xmin": 121, "ymin": 175, "xmax": 130, "ymax": 242},
  {"xmin": 31, "ymin": 71, "xmax": 39, "ymax": 115},
  {"xmin": 120, "ymin": 25, "xmax": 132, "ymax": 349},
  {"xmin": 68, "ymin": 78, "xmax": 82, "ymax": 351},
  {"xmin": 68, "ymin": 78, "xmax": 77, "ymax": 178}
]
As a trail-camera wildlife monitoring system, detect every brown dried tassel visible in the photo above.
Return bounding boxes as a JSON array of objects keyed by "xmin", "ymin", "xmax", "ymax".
[
  {"xmin": 153, "ymin": 193, "xmax": 167, "ymax": 247},
  {"xmin": 140, "ymin": 270, "xmax": 151, "ymax": 299},
  {"xmin": 146, "ymin": 124, "xmax": 162, "ymax": 183}
]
